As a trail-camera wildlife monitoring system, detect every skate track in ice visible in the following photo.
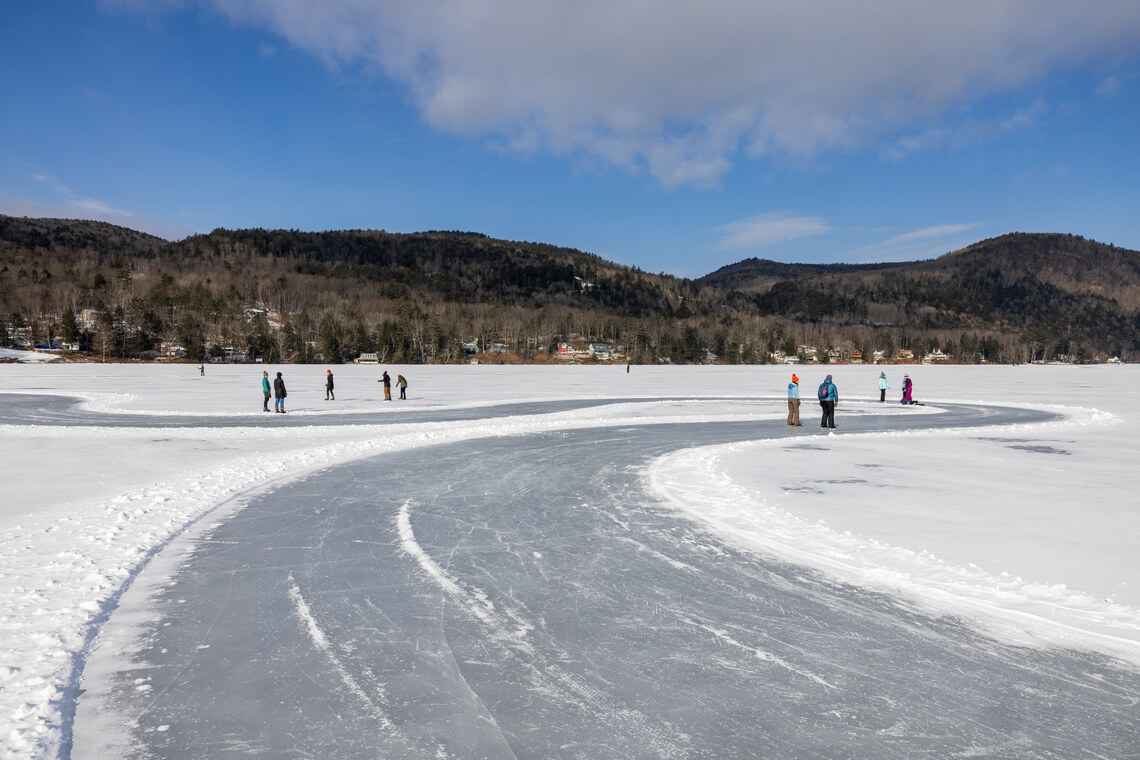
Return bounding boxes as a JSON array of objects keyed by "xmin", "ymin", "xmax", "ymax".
[{"xmin": 58, "ymin": 397, "xmax": 1140, "ymax": 759}]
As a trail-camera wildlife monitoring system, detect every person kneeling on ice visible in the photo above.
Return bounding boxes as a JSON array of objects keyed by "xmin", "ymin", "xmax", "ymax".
[
  {"xmin": 273, "ymin": 371, "xmax": 288, "ymax": 413},
  {"xmin": 901, "ymin": 374, "xmax": 914, "ymax": 405},
  {"xmin": 818, "ymin": 374, "xmax": 838, "ymax": 430}
]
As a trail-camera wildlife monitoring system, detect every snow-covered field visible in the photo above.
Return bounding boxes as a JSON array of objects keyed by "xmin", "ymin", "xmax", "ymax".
[{"xmin": 1, "ymin": 354, "xmax": 1137, "ymax": 759}]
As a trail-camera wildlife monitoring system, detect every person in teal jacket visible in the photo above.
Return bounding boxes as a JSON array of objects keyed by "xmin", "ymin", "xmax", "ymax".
[
  {"xmin": 786, "ymin": 373, "xmax": 801, "ymax": 426},
  {"xmin": 261, "ymin": 370, "xmax": 271, "ymax": 412},
  {"xmin": 878, "ymin": 371, "xmax": 890, "ymax": 403},
  {"xmin": 818, "ymin": 374, "xmax": 838, "ymax": 429}
]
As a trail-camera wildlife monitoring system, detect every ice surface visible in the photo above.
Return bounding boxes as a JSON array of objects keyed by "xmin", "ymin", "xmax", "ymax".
[{"xmin": 0, "ymin": 360, "xmax": 1137, "ymax": 758}]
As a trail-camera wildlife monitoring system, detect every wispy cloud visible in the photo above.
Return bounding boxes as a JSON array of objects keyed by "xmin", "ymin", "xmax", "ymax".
[
  {"xmin": 28, "ymin": 172, "xmax": 138, "ymax": 222},
  {"xmin": 881, "ymin": 99, "xmax": 1049, "ymax": 161},
  {"xmin": 98, "ymin": 0, "xmax": 184, "ymax": 15},
  {"xmin": 190, "ymin": 1, "xmax": 1140, "ymax": 187},
  {"xmin": 0, "ymin": 195, "xmax": 195, "ymax": 241},
  {"xmin": 885, "ymin": 224, "xmax": 982, "ymax": 244},
  {"xmin": 1096, "ymin": 75, "xmax": 1125, "ymax": 97},
  {"xmin": 843, "ymin": 223, "xmax": 982, "ymax": 263},
  {"xmin": 712, "ymin": 212, "xmax": 830, "ymax": 251}
]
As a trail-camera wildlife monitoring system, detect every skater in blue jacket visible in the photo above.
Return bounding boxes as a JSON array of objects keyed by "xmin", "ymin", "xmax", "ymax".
[
  {"xmin": 878, "ymin": 371, "xmax": 890, "ymax": 402},
  {"xmin": 818, "ymin": 375, "xmax": 838, "ymax": 430}
]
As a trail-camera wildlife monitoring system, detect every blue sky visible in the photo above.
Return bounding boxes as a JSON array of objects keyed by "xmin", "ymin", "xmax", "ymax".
[{"xmin": 2, "ymin": 1, "xmax": 1139, "ymax": 277}]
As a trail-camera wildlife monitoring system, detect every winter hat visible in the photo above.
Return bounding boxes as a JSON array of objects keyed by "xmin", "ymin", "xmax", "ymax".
[
  {"xmin": 791, "ymin": 374, "xmax": 799, "ymax": 384},
  {"xmin": 825, "ymin": 374, "xmax": 832, "ymax": 380},
  {"xmin": 327, "ymin": 369, "xmax": 331, "ymax": 374},
  {"xmin": 880, "ymin": 372, "xmax": 886, "ymax": 377},
  {"xmin": 276, "ymin": 372, "xmax": 282, "ymax": 378}
]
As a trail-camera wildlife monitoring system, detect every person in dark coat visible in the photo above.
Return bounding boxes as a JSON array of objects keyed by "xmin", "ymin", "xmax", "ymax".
[
  {"xmin": 818, "ymin": 374, "xmax": 838, "ymax": 430},
  {"xmin": 325, "ymin": 369, "xmax": 335, "ymax": 401},
  {"xmin": 380, "ymin": 370, "xmax": 392, "ymax": 401},
  {"xmin": 273, "ymin": 371, "xmax": 287, "ymax": 413}
]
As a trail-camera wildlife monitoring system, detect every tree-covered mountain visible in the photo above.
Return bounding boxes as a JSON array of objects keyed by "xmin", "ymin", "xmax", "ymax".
[
  {"xmin": 0, "ymin": 216, "xmax": 743, "ymax": 364},
  {"xmin": 697, "ymin": 233, "xmax": 1140, "ymax": 362},
  {"xmin": 2, "ymin": 215, "xmax": 1137, "ymax": 364}
]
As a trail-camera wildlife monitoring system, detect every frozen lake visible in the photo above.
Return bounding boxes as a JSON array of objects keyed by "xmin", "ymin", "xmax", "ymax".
[{"xmin": 1, "ymin": 361, "xmax": 1137, "ymax": 758}]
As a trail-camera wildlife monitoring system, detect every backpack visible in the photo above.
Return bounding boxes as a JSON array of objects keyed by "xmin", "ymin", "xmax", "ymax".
[{"xmin": 818, "ymin": 382, "xmax": 830, "ymax": 401}]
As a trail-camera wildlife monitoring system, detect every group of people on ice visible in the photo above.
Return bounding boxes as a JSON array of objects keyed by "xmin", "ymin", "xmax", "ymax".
[
  {"xmin": 882, "ymin": 372, "xmax": 917, "ymax": 405},
  {"xmin": 786, "ymin": 370, "xmax": 918, "ymax": 430},
  {"xmin": 259, "ymin": 369, "xmax": 408, "ymax": 412}
]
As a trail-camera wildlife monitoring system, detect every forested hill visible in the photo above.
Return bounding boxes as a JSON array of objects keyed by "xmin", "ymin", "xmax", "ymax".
[
  {"xmin": 698, "ymin": 258, "xmax": 899, "ymax": 293},
  {"xmin": 160, "ymin": 226, "xmax": 720, "ymax": 317},
  {"xmin": 0, "ymin": 216, "xmax": 743, "ymax": 364},
  {"xmin": 917, "ymin": 233, "xmax": 1140, "ymax": 307},
  {"xmin": 698, "ymin": 232, "xmax": 1140, "ymax": 361},
  {"xmin": 0, "ymin": 214, "xmax": 167, "ymax": 254},
  {"xmin": 1, "ymin": 215, "xmax": 1137, "ymax": 364}
]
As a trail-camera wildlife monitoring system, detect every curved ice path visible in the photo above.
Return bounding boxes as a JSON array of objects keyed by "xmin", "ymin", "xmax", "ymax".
[
  {"xmin": 0, "ymin": 392, "xmax": 676, "ymax": 428},
  {"xmin": 69, "ymin": 401, "xmax": 1140, "ymax": 759}
]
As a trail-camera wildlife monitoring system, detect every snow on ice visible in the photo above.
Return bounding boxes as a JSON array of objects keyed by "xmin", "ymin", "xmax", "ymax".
[{"xmin": 0, "ymin": 358, "xmax": 1137, "ymax": 758}]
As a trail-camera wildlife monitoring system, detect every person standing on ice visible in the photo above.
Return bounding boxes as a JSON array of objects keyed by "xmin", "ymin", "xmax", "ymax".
[
  {"xmin": 273, "ymin": 371, "xmax": 288, "ymax": 413},
  {"xmin": 325, "ymin": 369, "xmax": 335, "ymax": 401},
  {"xmin": 901, "ymin": 374, "xmax": 914, "ymax": 405},
  {"xmin": 380, "ymin": 370, "xmax": 392, "ymax": 401},
  {"xmin": 878, "ymin": 371, "xmax": 890, "ymax": 402},
  {"xmin": 261, "ymin": 370, "xmax": 271, "ymax": 412},
  {"xmin": 786, "ymin": 373, "xmax": 801, "ymax": 426},
  {"xmin": 396, "ymin": 373, "xmax": 408, "ymax": 400},
  {"xmin": 818, "ymin": 374, "xmax": 838, "ymax": 430}
]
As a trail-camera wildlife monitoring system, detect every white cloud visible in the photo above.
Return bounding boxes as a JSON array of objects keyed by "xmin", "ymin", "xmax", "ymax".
[
  {"xmin": 712, "ymin": 212, "xmax": 830, "ymax": 251},
  {"xmin": 202, "ymin": 0, "xmax": 1140, "ymax": 186}
]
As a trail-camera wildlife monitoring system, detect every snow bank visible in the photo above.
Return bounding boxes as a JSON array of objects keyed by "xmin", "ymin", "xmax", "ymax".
[{"xmin": 647, "ymin": 401, "xmax": 1140, "ymax": 664}]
